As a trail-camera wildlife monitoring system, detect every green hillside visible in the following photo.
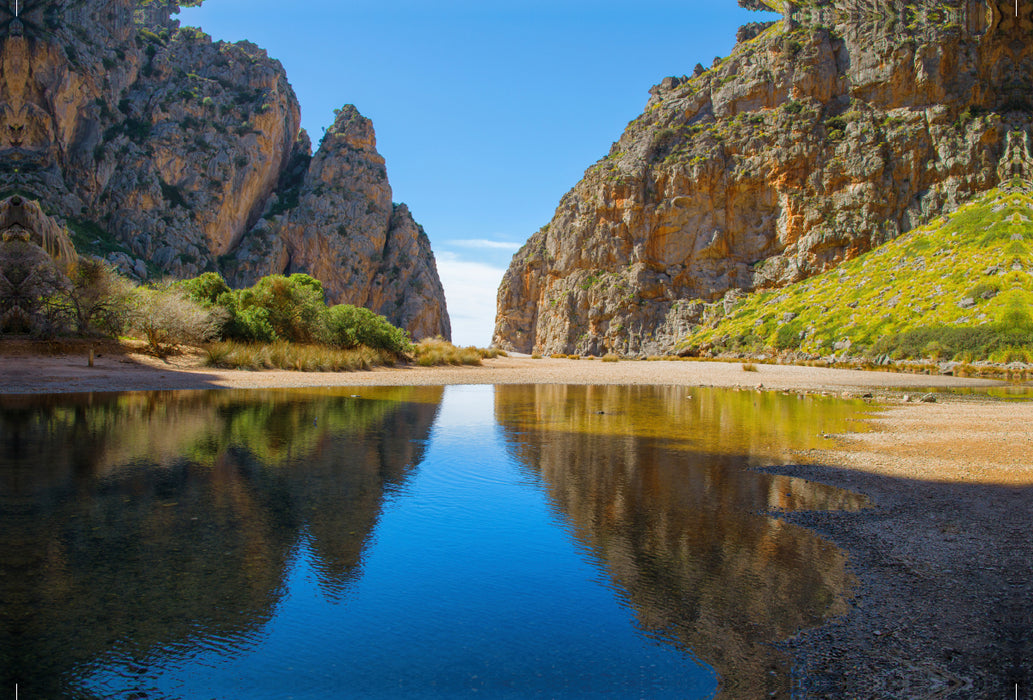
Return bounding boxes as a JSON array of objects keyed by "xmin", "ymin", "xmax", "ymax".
[{"xmin": 680, "ymin": 187, "xmax": 1033, "ymax": 362}]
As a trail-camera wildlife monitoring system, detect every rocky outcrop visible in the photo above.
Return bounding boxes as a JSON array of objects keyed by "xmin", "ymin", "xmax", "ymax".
[
  {"xmin": 0, "ymin": 0, "xmax": 449, "ymax": 339},
  {"xmin": 225, "ymin": 107, "xmax": 450, "ymax": 340},
  {"xmin": 0, "ymin": 197, "xmax": 75, "ymax": 333},
  {"xmin": 494, "ymin": 0, "xmax": 1028, "ymax": 355}
]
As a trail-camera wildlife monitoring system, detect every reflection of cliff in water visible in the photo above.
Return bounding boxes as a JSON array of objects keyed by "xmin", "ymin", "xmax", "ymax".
[
  {"xmin": 495, "ymin": 385, "xmax": 869, "ymax": 699},
  {"xmin": 0, "ymin": 386, "xmax": 443, "ymax": 697}
]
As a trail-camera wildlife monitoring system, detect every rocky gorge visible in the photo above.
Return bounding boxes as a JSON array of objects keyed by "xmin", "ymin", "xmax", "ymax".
[
  {"xmin": 0, "ymin": 0, "xmax": 450, "ymax": 339},
  {"xmin": 494, "ymin": 0, "xmax": 1032, "ymax": 356}
]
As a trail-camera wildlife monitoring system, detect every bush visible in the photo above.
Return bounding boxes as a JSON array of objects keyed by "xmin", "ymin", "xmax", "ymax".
[
  {"xmin": 131, "ymin": 285, "xmax": 224, "ymax": 356},
  {"xmin": 238, "ymin": 273, "xmax": 326, "ymax": 343},
  {"xmin": 42, "ymin": 258, "xmax": 133, "ymax": 337},
  {"xmin": 869, "ymin": 316, "xmax": 1033, "ymax": 361},
  {"xmin": 325, "ymin": 304, "xmax": 412, "ymax": 354},
  {"xmin": 774, "ymin": 322, "xmax": 802, "ymax": 350},
  {"xmin": 233, "ymin": 304, "xmax": 277, "ymax": 343},
  {"xmin": 176, "ymin": 272, "xmax": 231, "ymax": 307}
]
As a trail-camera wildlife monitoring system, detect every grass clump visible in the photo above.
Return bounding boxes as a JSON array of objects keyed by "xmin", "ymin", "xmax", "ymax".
[
  {"xmin": 412, "ymin": 338, "xmax": 482, "ymax": 366},
  {"xmin": 601, "ymin": 353, "xmax": 619, "ymax": 362},
  {"xmin": 204, "ymin": 340, "xmax": 395, "ymax": 371},
  {"xmin": 741, "ymin": 362, "xmax": 758, "ymax": 372}
]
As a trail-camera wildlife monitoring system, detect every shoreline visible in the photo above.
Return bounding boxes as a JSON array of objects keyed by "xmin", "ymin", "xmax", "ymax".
[
  {"xmin": 2, "ymin": 349, "xmax": 1029, "ymax": 697},
  {"xmin": 0, "ymin": 348, "xmax": 1016, "ymax": 396}
]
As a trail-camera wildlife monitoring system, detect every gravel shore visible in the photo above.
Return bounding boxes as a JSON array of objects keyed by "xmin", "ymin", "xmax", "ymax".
[
  {"xmin": 2, "ymin": 349, "xmax": 1029, "ymax": 697},
  {"xmin": 775, "ymin": 401, "xmax": 1033, "ymax": 698}
]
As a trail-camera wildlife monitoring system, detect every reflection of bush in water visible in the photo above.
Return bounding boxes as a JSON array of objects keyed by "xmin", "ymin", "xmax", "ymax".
[
  {"xmin": 494, "ymin": 385, "xmax": 865, "ymax": 699},
  {"xmin": 0, "ymin": 387, "xmax": 443, "ymax": 695}
]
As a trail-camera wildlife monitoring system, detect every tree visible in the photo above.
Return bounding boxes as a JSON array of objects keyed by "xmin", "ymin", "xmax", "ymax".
[
  {"xmin": 50, "ymin": 257, "xmax": 135, "ymax": 337},
  {"xmin": 131, "ymin": 284, "xmax": 224, "ymax": 356}
]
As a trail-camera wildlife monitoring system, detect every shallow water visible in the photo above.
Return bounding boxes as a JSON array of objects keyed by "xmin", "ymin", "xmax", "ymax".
[{"xmin": 0, "ymin": 385, "xmax": 872, "ymax": 698}]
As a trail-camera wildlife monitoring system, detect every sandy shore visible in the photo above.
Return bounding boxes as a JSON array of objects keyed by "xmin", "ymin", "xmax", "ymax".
[
  {"xmin": 2, "ymin": 348, "xmax": 1030, "ymax": 697},
  {"xmin": 0, "ymin": 348, "xmax": 1012, "ymax": 395}
]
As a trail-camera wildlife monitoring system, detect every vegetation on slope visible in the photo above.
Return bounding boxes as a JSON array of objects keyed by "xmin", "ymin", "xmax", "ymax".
[{"xmin": 680, "ymin": 188, "xmax": 1033, "ymax": 362}]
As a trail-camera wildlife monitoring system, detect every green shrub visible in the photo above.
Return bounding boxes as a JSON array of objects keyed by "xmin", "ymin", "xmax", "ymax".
[
  {"xmin": 774, "ymin": 322, "xmax": 802, "ymax": 350},
  {"xmin": 176, "ymin": 272, "xmax": 231, "ymax": 306},
  {"xmin": 236, "ymin": 273, "xmax": 326, "ymax": 343},
  {"xmin": 824, "ymin": 116, "xmax": 847, "ymax": 140},
  {"xmin": 325, "ymin": 304, "xmax": 412, "ymax": 354},
  {"xmin": 233, "ymin": 305, "xmax": 277, "ymax": 343}
]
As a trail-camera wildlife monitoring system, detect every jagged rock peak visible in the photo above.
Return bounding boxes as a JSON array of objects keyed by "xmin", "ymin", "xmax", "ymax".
[
  {"xmin": 0, "ymin": 0, "xmax": 451, "ymax": 340},
  {"xmin": 324, "ymin": 104, "xmax": 377, "ymax": 151}
]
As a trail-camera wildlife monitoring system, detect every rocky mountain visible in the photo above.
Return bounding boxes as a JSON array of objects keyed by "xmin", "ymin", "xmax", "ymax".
[
  {"xmin": 682, "ymin": 185, "xmax": 1033, "ymax": 362},
  {"xmin": 0, "ymin": 0, "xmax": 450, "ymax": 340},
  {"xmin": 493, "ymin": 0, "xmax": 1030, "ymax": 356}
]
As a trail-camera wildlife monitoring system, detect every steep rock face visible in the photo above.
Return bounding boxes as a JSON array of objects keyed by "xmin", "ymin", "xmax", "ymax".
[
  {"xmin": 0, "ymin": 0, "xmax": 450, "ymax": 340},
  {"xmin": 225, "ymin": 107, "xmax": 450, "ymax": 340},
  {"xmin": 494, "ymin": 0, "xmax": 1029, "ymax": 355}
]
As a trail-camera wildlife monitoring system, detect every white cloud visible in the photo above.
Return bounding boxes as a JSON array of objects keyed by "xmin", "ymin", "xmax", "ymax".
[
  {"xmin": 435, "ymin": 252, "xmax": 506, "ymax": 348},
  {"xmin": 444, "ymin": 239, "xmax": 522, "ymax": 251}
]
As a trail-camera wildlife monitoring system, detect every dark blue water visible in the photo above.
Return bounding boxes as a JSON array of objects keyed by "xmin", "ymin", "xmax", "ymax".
[{"xmin": 0, "ymin": 384, "xmax": 869, "ymax": 699}]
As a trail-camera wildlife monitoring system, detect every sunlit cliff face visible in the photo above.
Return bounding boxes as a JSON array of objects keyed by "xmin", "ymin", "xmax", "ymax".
[
  {"xmin": 493, "ymin": 0, "xmax": 1033, "ymax": 357},
  {"xmin": 813, "ymin": 0, "xmax": 1032, "ymax": 114},
  {"xmin": 0, "ymin": 0, "xmax": 137, "ymax": 176}
]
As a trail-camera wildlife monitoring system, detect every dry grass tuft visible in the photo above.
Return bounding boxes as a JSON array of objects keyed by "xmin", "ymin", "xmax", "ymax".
[
  {"xmin": 412, "ymin": 338, "xmax": 483, "ymax": 366},
  {"xmin": 741, "ymin": 362, "xmax": 758, "ymax": 372},
  {"xmin": 204, "ymin": 340, "xmax": 395, "ymax": 371}
]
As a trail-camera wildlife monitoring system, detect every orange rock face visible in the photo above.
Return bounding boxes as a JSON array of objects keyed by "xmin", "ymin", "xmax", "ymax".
[{"xmin": 494, "ymin": 0, "xmax": 1027, "ymax": 355}]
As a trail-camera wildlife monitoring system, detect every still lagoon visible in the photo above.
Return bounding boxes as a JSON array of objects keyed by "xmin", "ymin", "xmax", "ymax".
[{"xmin": 0, "ymin": 384, "xmax": 872, "ymax": 698}]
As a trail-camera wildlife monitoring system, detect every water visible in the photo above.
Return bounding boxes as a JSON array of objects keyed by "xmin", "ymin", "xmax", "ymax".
[{"xmin": 0, "ymin": 385, "xmax": 872, "ymax": 699}]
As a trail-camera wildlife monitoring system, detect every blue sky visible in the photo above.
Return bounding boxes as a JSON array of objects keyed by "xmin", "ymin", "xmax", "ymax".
[{"xmin": 178, "ymin": 1, "xmax": 776, "ymax": 345}]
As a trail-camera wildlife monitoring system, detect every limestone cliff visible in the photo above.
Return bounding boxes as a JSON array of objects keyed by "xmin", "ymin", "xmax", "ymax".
[
  {"xmin": 0, "ymin": 0, "xmax": 450, "ymax": 340},
  {"xmin": 494, "ymin": 0, "xmax": 1029, "ymax": 355}
]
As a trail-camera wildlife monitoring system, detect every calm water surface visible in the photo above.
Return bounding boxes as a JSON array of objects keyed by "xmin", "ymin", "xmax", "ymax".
[{"xmin": 0, "ymin": 384, "xmax": 872, "ymax": 698}]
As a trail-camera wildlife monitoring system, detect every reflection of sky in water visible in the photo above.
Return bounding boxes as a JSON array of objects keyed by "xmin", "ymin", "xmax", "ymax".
[{"xmin": 83, "ymin": 385, "xmax": 717, "ymax": 699}]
